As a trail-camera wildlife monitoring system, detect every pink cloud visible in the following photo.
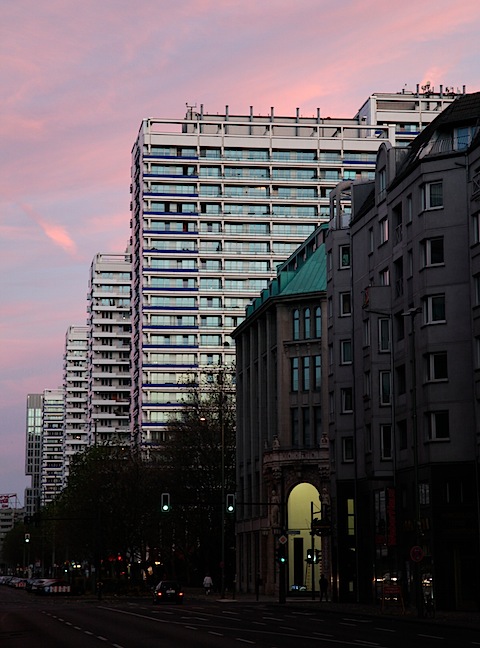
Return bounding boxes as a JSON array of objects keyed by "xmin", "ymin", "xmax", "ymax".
[{"xmin": 20, "ymin": 203, "xmax": 78, "ymax": 257}]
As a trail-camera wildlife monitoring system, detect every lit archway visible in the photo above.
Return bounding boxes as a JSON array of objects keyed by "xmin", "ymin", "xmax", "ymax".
[{"xmin": 287, "ymin": 482, "xmax": 321, "ymax": 592}]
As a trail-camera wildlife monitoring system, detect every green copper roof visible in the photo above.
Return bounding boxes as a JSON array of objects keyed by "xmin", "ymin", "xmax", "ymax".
[
  {"xmin": 280, "ymin": 243, "xmax": 327, "ymax": 296},
  {"xmin": 245, "ymin": 225, "xmax": 327, "ymax": 319}
]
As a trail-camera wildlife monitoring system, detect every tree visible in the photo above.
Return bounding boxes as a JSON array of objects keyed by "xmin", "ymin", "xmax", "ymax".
[{"xmin": 159, "ymin": 369, "xmax": 236, "ymax": 585}]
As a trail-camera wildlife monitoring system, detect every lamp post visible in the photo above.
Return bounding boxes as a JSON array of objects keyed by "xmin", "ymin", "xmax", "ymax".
[
  {"xmin": 403, "ymin": 306, "xmax": 423, "ymax": 617},
  {"xmin": 218, "ymin": 369, "xmax": 226, "ymax": 599}
]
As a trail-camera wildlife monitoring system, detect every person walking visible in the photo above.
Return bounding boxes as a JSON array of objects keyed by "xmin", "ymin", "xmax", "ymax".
[
  {"xmin": 203, "ymin": 574, "xmax": 213, "ymax": 595},
  {"xmin": 319, "ymin": 574, "xmax": 329, "ymax": 602}
]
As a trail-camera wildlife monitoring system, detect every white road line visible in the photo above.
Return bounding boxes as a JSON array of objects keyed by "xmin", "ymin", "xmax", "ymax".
[
  {"xmin": 236, "ymin": 639, "xmax": 255, "ymax": 644},
  {"xmin": 209, "ymin": 631, "xmax": 224, "ymax": 636},
  {"xmin": 418, "ymin": 634, "xmax": 444, "ymax": 640},
  {"xmin": 374, "ymin": 627, "xmax": 396, "ymax": 632},
  {"xmin": 185, "ymin": 625, "xmax": 198, "ymax": 630},
  {"xmin": 97, "ymin": 636, "xmax": 108, "ymax": 642}
]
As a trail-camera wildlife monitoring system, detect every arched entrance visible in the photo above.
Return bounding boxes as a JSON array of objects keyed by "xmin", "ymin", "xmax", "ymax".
[{"xmin": 287, "ymin": 483, "xmax": 322, "ymax": 594}]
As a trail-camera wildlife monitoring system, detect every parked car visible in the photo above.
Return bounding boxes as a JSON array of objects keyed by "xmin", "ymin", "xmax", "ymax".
[
  {"xmin": 8, "ymin": 577, "xmax": 27, "ymax": 589},
  {"xmin": 33, "ymin": 578, "xmax": 71, "ymax": 595},
  {"xmin": 152, "ymin": 580, "xmax": 184, "ymax": 604}
]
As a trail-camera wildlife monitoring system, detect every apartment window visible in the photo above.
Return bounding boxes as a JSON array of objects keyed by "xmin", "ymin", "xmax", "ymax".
[
  {"xmin": 424, "ymin": 294, "xmax": 446, "ymax": 323},
  {"xmin": 314, "ymin": 355, "xmax": 322, "ymax": 389},
  {"xmin": 341, "ymin": 387, "xmax": 353, "ymax": 413},
  {"xmin": 340, "ymin": 340, "xmax": 352, "ymax": 364},
  {"xmin": 369, "ymin": 227, "xmax": 374, "ymax": 253},
  {"xmin": 406, "ymin": 194, "xmax": 413, "ymax": 223},
  {"xmin": 379, "ymin": 370, "xmax": 392, "ymax": 405},
  {"xmin": 423, "ymin": 181, "xmax": 443, "ymax": 210},
  {"xmin": 291, "ymin": 358, "xmax": 299, "ymax": 391},
  {"xmin": 328, "ymin": 297, "xmax": 333, "ymax": 319},
  {"xmin": 426, "ymin": 351, "xmax": 448, "ymax": 381},
  {"xmin": 379, "ymin": 267, "xmax": 390, "ymax": 286},
  {"xmin": 302, "ymin": 356, "xmax": 311, "ymax": 390},
  {"xmin": 378, "ymin": 167, "xmax": 386, "ymax": 198},
  {"xmin": 427, "ymin": 410, "xmax": 449, "ymax": 440},
  {"xmin": 378, "ymin": 318, "xmax": 391, "ymax": 352},
  {"xmin": 327, "ymin": 250, "xmax": 333, "ymax": 271},
  {"xmin": 342, "ymin": 438, "xmax": 354, "ymax": 463},
  {"xmin": 419, "ymin": 483, "xmax": 430, "ymax": 506},
  {"xmin": 304, "ymin": 308, "xmax": 311, "ymax": 338},
  {"xmin": 340, "ymin": 292, "xmax": 352, "ymax": 316},
  {"xmin": 379, "ymin": 217, "xmax": 389, "ymax": 244},
  {"xmin": 340, "ymin": 244, "xmax": 351, "ymax": 268},
  {"xmin": 293, "ymin": 309, "xmax": 300, "ymax": 340},
  {"xmin": 380, "ymin": 424, "xmax": 392, "ymax": 459},
  {"xmin": 422, "ymin": 237, "xmax": 444, "ymax": 266}
]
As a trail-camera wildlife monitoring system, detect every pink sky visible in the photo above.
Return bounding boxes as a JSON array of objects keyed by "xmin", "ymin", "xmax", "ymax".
[{"xmin": 1, "ymin": 0, "xmax": 480, "ymax": 502}]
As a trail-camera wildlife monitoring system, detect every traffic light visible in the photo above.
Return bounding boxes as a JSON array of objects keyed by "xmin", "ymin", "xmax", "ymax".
[
  {"xmin": 306, "ymin": 548, "xmax": 314, "ymax": 564},
  {"xmin": 24, "ymin": 533, "xmax": 30, "ymax": 543},
  {"xmin": 161, "ymin": 492, "xmax": 170, "ymax": 512},
  {"xmin": 277, "ymin": 543, "xmax": 287, "ymax": 564},
  {"xmin": 226, "ymin": 493, "xmax": 235, "ymax": 513}
]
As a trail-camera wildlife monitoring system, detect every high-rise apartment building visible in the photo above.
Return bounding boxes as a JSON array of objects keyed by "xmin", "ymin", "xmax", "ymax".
[
  {"xmin": 41, "ymin": 388, "xmax": 64, "ymax": 505},
  {"xmin": 87, "ymin": 252, "xmax": 131, "ymax": 445},
  {"xmin": 130, "ymin": 87, "xmax": 464, "ymax": 447},
  {"xmin": 25, "ymin": 393, "xmax": 43, "ymax": 516},
  {"xmin": 63, "ymin": 325, "xmax": 88, "ymax": 481}
]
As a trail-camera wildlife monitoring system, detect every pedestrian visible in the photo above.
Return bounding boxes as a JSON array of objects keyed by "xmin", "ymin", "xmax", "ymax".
[
  {"xmin": 203, "ymin": 574, "xmax": 213, "ymax": 595},
  {"xmin": 319, "ymin": 574, "xmax": 328, "ymax": 602}
]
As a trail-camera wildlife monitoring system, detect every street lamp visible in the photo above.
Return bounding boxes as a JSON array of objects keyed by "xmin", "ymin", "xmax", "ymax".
[{"xmin": 402, "ymin": 306, "xmax": 423, "ymax": 617}]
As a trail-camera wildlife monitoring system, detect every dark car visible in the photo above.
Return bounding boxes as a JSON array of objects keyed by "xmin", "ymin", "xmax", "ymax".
[{"xmin": 152, "ymin": 580, "xmax": 184, "ymax": 604}]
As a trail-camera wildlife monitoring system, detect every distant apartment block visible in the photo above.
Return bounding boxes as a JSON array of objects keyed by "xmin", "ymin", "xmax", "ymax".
[
  {"xmin": 87, "ymin": 252, "xmax": 131, "ymax": 445},
  {"xmin": 63, "ymin": 325, "xmax": 88, "ymax": 481},
  {"xmin": 41, "ymin": 388, "xmax": 64, "ymax": 505}
]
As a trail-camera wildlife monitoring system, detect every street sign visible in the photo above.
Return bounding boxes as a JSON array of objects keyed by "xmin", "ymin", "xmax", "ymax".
[
  {"xmin": 278, "ymin": 535, "xmax": 287, "ymax": 545},
  {"xmin": 287, "ymin": 530, "xmax": 300, "ymax": 535},
  {"xmin": 410, "ymin": 545, "xmax": 424, "ymax": 563}
]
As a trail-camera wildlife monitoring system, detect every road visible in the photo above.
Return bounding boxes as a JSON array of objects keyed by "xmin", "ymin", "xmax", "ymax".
[{"xmin": 1, "ymin": 586, "xmax": 478, "ymax": 647}]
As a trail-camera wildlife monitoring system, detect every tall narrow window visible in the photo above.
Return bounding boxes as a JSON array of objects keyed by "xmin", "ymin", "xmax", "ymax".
[
  {"xmin": 314, "ymin": 355, "xmax": 322, "ymax": 389},
  {"xmin": 291, "ymin": 358, "xmax": 299, "ymax": 391},
  {"xmin": 378, "ymin": 318, "xmax": 391, "ymax": 352},
  {"xmin": 293, "ymin": 309, "xmax": 300, "ymax": 340},
  {"xmin": 380, "ymin": 424, "xmax": 392, "ymax": 459},
  {"xmin": 302, "ymin": 356, "xmax": 310, "ymax": 390},
  {"xmin": 340, "ymin": 244, "xmax": 351, "ymax": 268},
  {"xmin": 340, "ymin": 339, "xmax": 352, "ymax": 364},
  {"xmin": 340, "ymin": 292, "xmax": 352, "ymax": 316},
  {"xmin": 379, "ymin": 371, "xmax": 392, "ymax": 405},
  {"xmin": 423, "ymin": 181, "xmax": 443, "ymax": 209},
  {"xmin": 343, "ymin": 439, "xmax": 354, "ymax": 463},
  {"xmin": 304, "ymin": 308, "xmax": 311, "ymax": 338},
  {"xmin": 315, "ymin": 307, "xmax": 321, "ymax": 337},
  {"xmin": 341, "ymin": 387, "xmax": 353, "ymax": 413}
]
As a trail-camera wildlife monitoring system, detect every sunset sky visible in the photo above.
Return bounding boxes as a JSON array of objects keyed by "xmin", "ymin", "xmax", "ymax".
[{"xmin": 1, "ymin": 0, "xmax": 480, "ymax": 502}]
